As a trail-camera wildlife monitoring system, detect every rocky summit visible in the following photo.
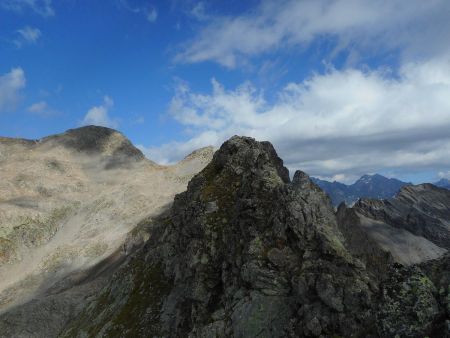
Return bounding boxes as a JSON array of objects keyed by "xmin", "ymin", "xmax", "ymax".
[{"xmin": 1, "ymin": 132, "xmax": 449, "ymax": 337}]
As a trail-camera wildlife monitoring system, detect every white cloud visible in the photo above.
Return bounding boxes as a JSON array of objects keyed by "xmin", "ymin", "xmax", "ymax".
[
  {"xmin": 15, "ymin": 26, "xmax": 41, "ymax": 47},
  {"xmin": 146, "ymin": 8, "xmax": 157, "ymax": 22},
  {"xmin": 27, "ymin": 101, "xmax": 47, "ymax": 113},
  {"xmin": 438, "ymin": 171, "xmax": 450, "ymax": 179},
  {"xmin": 27, "ymin": 100, "xmax": 58, "ymax": 117},
  {"xmin": 81, "ymin": 96, "xmax": 118, "ymax": 128},
  {"xmin": 0, "ymin": 68, "xmax": 26, "ymax": 113},
  {"xmin": 190, "ymin": 2, "xmax": 208, "ymax": 21},
  {"xmin": 1, "ymin": 0, "xmax": 54, "ymax": 17},
  {"xmin": 175, "ymin": 0, "xmax": 450, "ymax": 68},
  {"xmin": 144, "ymin": 57, "xmax": 450, "ymax": 177}
]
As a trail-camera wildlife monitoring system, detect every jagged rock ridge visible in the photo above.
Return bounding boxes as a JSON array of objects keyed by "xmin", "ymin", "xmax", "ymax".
[{"xmin": 63, "ymin": 136, "xmax": 379, "ymax": 337}]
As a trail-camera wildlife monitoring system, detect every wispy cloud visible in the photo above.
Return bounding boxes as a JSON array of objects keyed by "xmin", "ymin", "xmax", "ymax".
[
  {"xmin": 0, "ymin": 68, "xmax": 26, "ymax": 113},
  {"xmin": 1, "ymin": 0, "xmax": 54, "ymax": 17},
  {"xmin": 189, "ymin": 1, "xmax": 208, "ymax": 21},
  {"xmin": 27, "ymin": 100, "xmax": 59, "ymax": 117},
  {"xmin": 81, "ymin": 96, "xmax": 118, "ymax": 128},
  {"xmin": 15, "ymin": 26, "xmax": 41, "ymax": 47},
  {"xmin": 145, "ymin": 57, "xmax": 450, "ymax": 177},
  {"xmin": 175, "ymin": 0, "xmax": 450, "ymax": 68},
  {"xmin": 146, "ymin": 8, "xmax": 157, "ymax": 22},
  {"xmin": 119, "ymin": 0, "xmax": 157, "ymax": 23}
]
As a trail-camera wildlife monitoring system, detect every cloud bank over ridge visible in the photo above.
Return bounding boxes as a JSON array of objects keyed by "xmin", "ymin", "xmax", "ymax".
[
  {"xmin": 143, "ymin": 57, "xmax": 450, "ymax": 181},
  {"xmin": 140, "ymin": 0, "xmax": 450, "ymax": 182}
]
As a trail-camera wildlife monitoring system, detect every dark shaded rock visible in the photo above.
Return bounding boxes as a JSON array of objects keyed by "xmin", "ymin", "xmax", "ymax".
[
  {"xmin": 419, "ymin": 254, "xmax": 450, "ymax": 337},
  {"xmin": 336, "ymin": 203, "xmax": 395, "ymax": 278}
]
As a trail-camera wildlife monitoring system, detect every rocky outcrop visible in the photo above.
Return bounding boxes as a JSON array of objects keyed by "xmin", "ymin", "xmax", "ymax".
[{"xmin": 62, "ymin": 136, "xmax": 378, "ymax": 337}]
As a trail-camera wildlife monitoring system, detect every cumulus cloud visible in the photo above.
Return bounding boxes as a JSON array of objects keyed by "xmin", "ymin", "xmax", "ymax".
[
  {"xmin": 143, "ymin": 57, "xmax": 450, "ymax": 177},
  {"xmin": 1, "ymin": 0, "xmax": 54, "ymax": 17},
  {"xmin": 81, "ymin": 96, "xmax": 118, "ymax": 128},
  {"xmin": 0, "ymin": 68, "xmax": 26, "ymax": 113},
  {"xmin": 175, "ymin": 0, "xmax": 450, "ymax": 68},
  {"xmin": 15, "ymin": 26, "xmax": 41, "ymax": 47}
]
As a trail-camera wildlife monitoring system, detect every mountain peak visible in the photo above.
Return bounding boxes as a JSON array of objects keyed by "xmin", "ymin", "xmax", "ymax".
[
  {"xmin": 180, "ymin": 146, "xmax": 215, "ymax": 163},
  {"xmin": 40, "ymin": 125, "xmax": 145, "ymax": 160},
  {"xmin": 211, "ymin": 135, "xmax": 290, "ymax": 184}
]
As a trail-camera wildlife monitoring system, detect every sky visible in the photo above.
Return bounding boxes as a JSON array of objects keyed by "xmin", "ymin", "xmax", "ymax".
[{"xmin": 1, "ymin": 0, "xmax": 450, "ymax": 184}]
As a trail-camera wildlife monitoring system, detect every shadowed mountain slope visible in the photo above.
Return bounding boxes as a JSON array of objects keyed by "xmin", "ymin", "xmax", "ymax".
[
  {"xmin": 337, "ymin": 183, "xmax": 449, "ymax": 269},
  {"xmin": 0, "ymin": 126, "xmax": 214, "ymax": 337}
]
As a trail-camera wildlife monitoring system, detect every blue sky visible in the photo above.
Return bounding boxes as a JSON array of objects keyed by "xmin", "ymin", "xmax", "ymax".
[{"xmin": 1, "ymin": 0, "xmax": 450, "ymax": 184}]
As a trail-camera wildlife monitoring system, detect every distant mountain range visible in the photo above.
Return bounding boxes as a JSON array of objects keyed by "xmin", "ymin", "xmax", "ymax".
[
  {"xmin": 312, "ymin": 174, "xmax": 450, "ymax": 206},
  {"xmin": 311, "ymin": 174, "xmax": 410, "ymax": 206},
  {"xmin": 435, "ymin": 178, "xmax": 450, "ymax": 189}
]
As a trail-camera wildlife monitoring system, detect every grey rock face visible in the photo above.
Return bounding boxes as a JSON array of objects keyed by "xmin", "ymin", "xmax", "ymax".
[
  {"xmin": 336, "ymin": 203, "xmax": 394, "ymax": 278},
  {"xmin": 62, "ymin": 136, "xmax": 377, "ymax": 337}
]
